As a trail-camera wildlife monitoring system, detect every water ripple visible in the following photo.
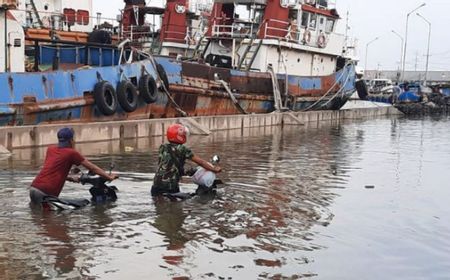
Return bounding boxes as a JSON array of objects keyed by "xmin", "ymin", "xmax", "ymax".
[{"xmin": 1, "ymin": 116, "xmax": 450, "ymax": 278}]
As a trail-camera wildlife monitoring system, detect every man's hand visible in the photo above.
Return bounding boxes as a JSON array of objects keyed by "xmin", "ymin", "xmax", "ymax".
[
  {"xmin": 191, "ymin": 155, "xmax": 223, "ymax": 174},
  {"xmin": 66, "ymin": 175, "xmax": 80, "ymax": 183},
  {"xmin": 81, "ymin": 159, "xmax": 119, "ymax": 182},
  {"xmin": 107, "ymin": 173, "xmax": 119, "ymax": 181}
]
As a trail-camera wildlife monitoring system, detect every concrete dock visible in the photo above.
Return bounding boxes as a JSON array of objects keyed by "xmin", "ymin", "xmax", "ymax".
[{"xmin": 0, "ymin": 105, "xmax": 402, "ymax": 151}]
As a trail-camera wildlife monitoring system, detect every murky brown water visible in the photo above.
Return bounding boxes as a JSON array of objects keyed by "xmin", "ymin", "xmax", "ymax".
[{"xmin": 1, "ymin": 116, "xmax": 450, "ymax": 279}]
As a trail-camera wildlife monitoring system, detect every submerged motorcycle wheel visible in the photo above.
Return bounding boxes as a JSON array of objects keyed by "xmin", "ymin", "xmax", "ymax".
[{"xmin": 89, "ymin": 186, "xmax": 118, "ymax": 202}]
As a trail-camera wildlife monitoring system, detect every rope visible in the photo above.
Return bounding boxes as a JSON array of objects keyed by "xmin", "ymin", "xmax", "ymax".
[
  {"xmin": 216, "ymin": 78, "xmax": 248, "ymax": 114},
  {"xmin": 300, "ymin": 61, "xmax": 355, "ymax": 111},
  {"xmin": 321, "ymin": 66, "xmax": 354, "ymax": 107}
]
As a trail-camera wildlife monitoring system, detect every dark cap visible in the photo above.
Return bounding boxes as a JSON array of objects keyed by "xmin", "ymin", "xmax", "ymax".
[{"xmin": 57, "ymin": 127, "xmax": 74, "ymax": 146}]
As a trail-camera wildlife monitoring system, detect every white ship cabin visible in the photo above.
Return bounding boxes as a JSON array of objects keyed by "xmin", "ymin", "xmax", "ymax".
[
  {"xmin": 0, "ymin": 1, "xmax": 25, "ymax": 72},
  {"xmin": 203, "ymin": 0, "xmax": 347, "ymax": 76},
  {"xmin": 0, "ymin": 0, "xmax": 96, "ymax": 72},
  {"xmin": 8, "ymin": 0, "xmax": 94, "ymax": 32}
]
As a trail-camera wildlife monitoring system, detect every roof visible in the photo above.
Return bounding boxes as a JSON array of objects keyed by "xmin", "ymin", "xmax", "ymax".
[{"xmin": 365, "ymin": 70, "xmax": 450, "ymax": 82}]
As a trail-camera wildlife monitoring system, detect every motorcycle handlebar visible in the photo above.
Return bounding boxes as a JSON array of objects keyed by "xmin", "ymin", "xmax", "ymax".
[{"xmin": 79, "ymin": 173, "xmax": 107, "ymax": 186}]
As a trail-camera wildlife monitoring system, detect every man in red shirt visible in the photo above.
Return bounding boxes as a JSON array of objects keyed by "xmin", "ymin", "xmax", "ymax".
[{"xmin": 30, "ymin": 127, "xmax": 118, "ymax": 204}]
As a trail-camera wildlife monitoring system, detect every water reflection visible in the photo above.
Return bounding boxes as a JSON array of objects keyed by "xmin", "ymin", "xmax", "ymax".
[
  {"xmin": 153, "ymin": 198, "xmax": 189, "ymax": 251},
  {"xmin": 30, "ymin": 207, "xmax": 77, "ymax": 276}
]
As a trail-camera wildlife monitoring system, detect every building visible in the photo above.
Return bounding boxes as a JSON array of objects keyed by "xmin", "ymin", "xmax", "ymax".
[{"xmin": 365, "ymin": 70, "xmax": 450, "ymax": 83}]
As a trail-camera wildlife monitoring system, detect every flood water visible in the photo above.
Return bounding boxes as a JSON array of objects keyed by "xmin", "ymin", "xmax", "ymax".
[{"xmin": 1, "ymin": 116, "xmax": 450, "ymax": 279}]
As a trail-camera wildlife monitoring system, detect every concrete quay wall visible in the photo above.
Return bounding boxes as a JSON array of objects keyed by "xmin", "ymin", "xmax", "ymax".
[{"xmin": 0, "ymin": 106, "xmax": 402, "ymax": 151}]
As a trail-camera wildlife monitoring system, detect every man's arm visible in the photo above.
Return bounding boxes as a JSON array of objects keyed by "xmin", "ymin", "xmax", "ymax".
[
  {"xmin": 190, "ymin": 155, "xmax": 222, "ymax": 173},
  {"xmin": 80, "ymin": 159, "xmax": 118, "ymax": 181}
]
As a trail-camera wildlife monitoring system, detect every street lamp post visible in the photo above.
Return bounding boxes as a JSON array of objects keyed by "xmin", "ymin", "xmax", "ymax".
[
  {"xmin": 416, "ymin": 13, "xmax": 431, "ymax": 86},
  {"xmin": 364, "ymin": 37, "xmax": 379, "ymax": 78},
  {"xmin": 401, "ymin": 3, "xmax": 426, "ymax": 82},
  {"xmin": 391, "ymin": 30, "xmax": 404, "ymax": 83}
]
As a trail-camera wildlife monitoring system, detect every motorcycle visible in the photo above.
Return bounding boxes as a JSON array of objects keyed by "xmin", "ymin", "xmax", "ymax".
[
  {"xmin": 42, "ymin": 165, "xmax": 118, "ymax": 210},
  {"xmin": 162, "ymin": 155, "xmax": 223, "ymax": 200}
]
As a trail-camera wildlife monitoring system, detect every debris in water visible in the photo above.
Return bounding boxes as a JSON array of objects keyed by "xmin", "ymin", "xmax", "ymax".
[
  {"xmin": 254, "ymin": 258, "xmax": 282, "ymax": 267},
  {"xmin": 125, "ymin": 146, "xmax": 134, "ymax": 152}
]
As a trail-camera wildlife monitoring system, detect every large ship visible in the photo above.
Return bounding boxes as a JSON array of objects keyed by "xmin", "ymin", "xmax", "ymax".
[{"xmin": 0, "ymin": 0, "xmax": 356, "ymax": 126}]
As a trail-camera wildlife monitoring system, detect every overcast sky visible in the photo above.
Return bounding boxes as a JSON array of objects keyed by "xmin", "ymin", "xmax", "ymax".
[{"xmin": 94, "ymin": 0, "xmax": 449, "ymax": 71}]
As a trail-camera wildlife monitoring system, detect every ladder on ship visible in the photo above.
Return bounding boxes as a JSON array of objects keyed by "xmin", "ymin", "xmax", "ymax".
[
  {"xmin": 238, "ymin": 39, "xmax": 263, "ymax": 71},
  {"xmin": 267, "ymin": 64, "xmax": 287, "ymax": 112},
  {"xmin": 192, "ymin": 36, "xmax": 210, "ymax": 59},
  {"xmin": 28, "ymin": 0, "xmax": 43, "ymax": 28}
]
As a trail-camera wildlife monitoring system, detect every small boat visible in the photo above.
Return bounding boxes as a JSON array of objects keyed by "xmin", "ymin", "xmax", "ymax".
[
  {"xmin": 395, "ymin": 82, "xmax": 450, "ymax": 115},
  {"xmin": 367, "ymin": 79, "xmax": 401, "ymax": 104}
]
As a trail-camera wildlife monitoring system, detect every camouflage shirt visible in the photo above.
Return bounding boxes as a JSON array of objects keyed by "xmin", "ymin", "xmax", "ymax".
[{"xmin": 153, "ymin": 143, "xmax": 194, "ymax": 191}]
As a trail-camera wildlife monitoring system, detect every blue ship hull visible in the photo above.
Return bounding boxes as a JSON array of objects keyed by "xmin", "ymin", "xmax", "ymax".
[{"xmin": 0, "ymin": 46, "xmax": 356, "ymax": 126}]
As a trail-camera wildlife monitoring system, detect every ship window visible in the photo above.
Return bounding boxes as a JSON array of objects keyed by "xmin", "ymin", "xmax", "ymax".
[
  {"xmin": 325, "ymin": 19, "xmax": 335, "ymax": 33},
  {"xmin": 309, "ymin": 14, "xmax": 317, "ymax": 30},
  {"xmin": 77, "ymin": 10, "xmax": 90, "ymax": 25},
  {"xmin": 319, "ymin": 17, "xmax": 324, "ymax": 25},
  {"xmin": 301, "ymin": 12, "xmax": 309, "ymax": 27},
  {"xmin": 63, "ymin": 8, "xmax": 76, "ymax": 26}
]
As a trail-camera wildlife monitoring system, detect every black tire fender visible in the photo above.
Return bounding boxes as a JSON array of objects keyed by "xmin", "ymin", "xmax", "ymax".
[
  {"xmin": 117, "ymin": 80, "xmax": 138, "ymax": 112},
  {"xmin": 138, "ymin": 74, "xmax": 158, "ymax": 103},
  {"xmin": 355, "ymin": 79, "xmax": 368, "ymax": 100},
  {"xmin": 88, "ymin": 30, "xmax": 112, "ymax": 44},
  {"xmin": 93, "ymin": 81, "xmax": 117, "ymax": 116}
]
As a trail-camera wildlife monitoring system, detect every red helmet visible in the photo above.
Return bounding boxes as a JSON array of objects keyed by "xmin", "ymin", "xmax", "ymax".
[{"xmin": 166, "ymin": 123, "xmax": 189, "ymax": 144}]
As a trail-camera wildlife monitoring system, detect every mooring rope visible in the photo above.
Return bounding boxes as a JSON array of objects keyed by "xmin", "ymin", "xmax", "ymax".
[
  {"xmin": 300, "ymin": 60, "xmax": 355, "ymax": 111},
  {"xmin": 132, "ymin": 48, "xmax": 187, "ymax": 117}
]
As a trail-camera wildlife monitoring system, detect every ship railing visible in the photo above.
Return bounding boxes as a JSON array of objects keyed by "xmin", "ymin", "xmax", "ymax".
[
  {"xmin": 131, "ymin": 23, "xmax": 203, "ymax": 46},
  {"xmin": 24, "ymin": 37, "xmax": 125, "ymax": 72},
  {"xmin": 121, "ymin": 25, "xmax": 156, "ymax": 43},
  {"xmin": 14, "ymin": 8, "xmax": 118, "ymax": 31},
  {"xmin": 263, "ymin": 19, "xmax": 290, "ymax": 39},
  {"xmin": 263, "ymin": 19, "xmax": 328, "ymax": 48},
  {"xmin": 300, "ymin": 0, "xmax": 336, "ymax": 8},
  {"xmin": 192, "ymin": 1, "xmax": 214, "ymax": 13},
  {"xmin": 212, "ymin": 21, "xmax": 256, "ymax": 38}
]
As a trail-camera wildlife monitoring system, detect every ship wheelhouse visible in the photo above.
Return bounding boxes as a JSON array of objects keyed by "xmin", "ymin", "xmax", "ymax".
[{"xmin": 201, "ymin": 0, "xmax": 346, "ymax": 77}]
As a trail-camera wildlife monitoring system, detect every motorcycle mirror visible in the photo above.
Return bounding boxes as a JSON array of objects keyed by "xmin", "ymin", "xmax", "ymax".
[
  {"xmin": 109, "ymin": 163, "xmax": 115, "ymax": 172},
  {"xmin": 211, "ymin": 155, "xmax": 220, "ymax": 164}
]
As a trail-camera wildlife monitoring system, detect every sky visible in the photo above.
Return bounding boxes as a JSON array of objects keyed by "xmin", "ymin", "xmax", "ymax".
[{"xmin": 93, "ymin": 0, "xmax": 450, "ymax": 71}]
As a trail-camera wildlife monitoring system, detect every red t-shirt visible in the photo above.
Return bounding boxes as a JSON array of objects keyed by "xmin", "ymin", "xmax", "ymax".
[{"xmin": 31, "ymin": 145, "xmax": 85, "ymax": 197}]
